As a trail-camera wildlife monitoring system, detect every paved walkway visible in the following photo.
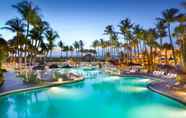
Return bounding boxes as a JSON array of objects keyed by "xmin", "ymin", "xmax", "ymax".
[
  {"xmin": 148, "ymin": 81, "xmax": 186, "ymax": 104},
  {"xmin": 0, "ymin": 71, "xmax": 84, "ymax": 95},
  {"xmin": 0, "ymin": 72, "xmax": 35, "ymax": 93},
  {"xmin": 122, "ymin": 73, "xmax": 186, "ymax": 104}
]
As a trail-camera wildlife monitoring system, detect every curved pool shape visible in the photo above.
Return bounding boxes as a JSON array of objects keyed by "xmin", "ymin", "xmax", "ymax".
[{"xmin": 0, "ymin": 69, "xmax": 186, "ymax": 118}]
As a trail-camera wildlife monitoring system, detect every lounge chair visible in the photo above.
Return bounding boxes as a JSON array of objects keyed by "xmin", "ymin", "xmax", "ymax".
[
  {"xmin": 153, "ymin": 71, "xmax": 158, "ymax": 76},
  {"xmin": 167, "ymin": 73, "xmax": 177, "ymax": 79},
  {"xmin": 68, "ymin": 73, "xmax": 83, "ymax": 80},
  {"xmin": 153, "ymin": 71, "xmax": 165, "ymax": 77},
  {"xmin": 158, "ymin": 71, "xmax": 165, "ymax": 77},
  {"xmin": 129, "ymin": 69, "xmax": 137, "ymax": 73},
  {"xmin": 162, "ymin": 73, "xmax": 177, "ymax": 79}
]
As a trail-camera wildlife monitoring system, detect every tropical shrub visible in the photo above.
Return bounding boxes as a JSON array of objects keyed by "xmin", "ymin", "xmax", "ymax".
[
  {"xmin": 0, "ymin": 76, "xmax": 4, "ymax": 87},
  {"xmin": 176, "ymin": 75, "xmax": 186, "ymax": 84},
  {"xmin": 0, "ymin": 38, "xmax": 8, "ymax": 87},
  {"xmin": 53, "ymin": 71, "xmax": 61, "ymax": 81},
  {"xmin": 20, "ymin": 72, "xmax": 40, "ymax": 84}
]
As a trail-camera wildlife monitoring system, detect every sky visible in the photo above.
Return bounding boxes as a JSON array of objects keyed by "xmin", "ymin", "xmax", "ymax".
[{"xmin": 0, "ymin": 0, "xmax": 184, "ymax": 49}]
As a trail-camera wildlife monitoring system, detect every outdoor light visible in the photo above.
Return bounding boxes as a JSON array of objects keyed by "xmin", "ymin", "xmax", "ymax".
[
  {"xmin": 49, "ymin": 87, "xmax": 61, "ymax": 93},
  {"xmin": 58, "ymin": 78, "xmax": 63, "ymax": 82},
  {"xmin": 38, "ymin": 47, "xmax": 41, "ymax": 51}
]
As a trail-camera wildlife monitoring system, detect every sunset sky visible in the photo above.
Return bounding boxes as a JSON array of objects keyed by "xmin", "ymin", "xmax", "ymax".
[{"xmin": 0, "ymin": 0, "xmax": 183, "ymax": 48}]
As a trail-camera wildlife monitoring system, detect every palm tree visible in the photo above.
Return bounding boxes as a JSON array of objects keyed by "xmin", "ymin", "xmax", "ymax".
[
  {"xmin": 159, "ymin": 8, "xmax": 179, "ymax": 64},
  {"xmin": 63, "ymin": 46, "xmax": 69, "ymax": 58},
  {"xmin": 104, "ymin": 25, "xmax": 114, "ymax": 38},
  {"xmin": 58, "ymin": 40, "xmax": 64, "ymax": 58},
  {"xmin": 45, "ymin": 29, "xmax": 59, "ymax": 57},
  {"xmin": 133, "ymin": 25, "xmax": 144, "ymax": 63},
  {"xmin": 130, "ymin": 38, "xmax": 138, "ymax": 62},
  {"xmin": 152, "ymin": 41, "xmax": 160, "ymax": 64},
  {"xmin": 79, "ymin": 40, "xmax": 84, "ymax": 58},
  {"xmin": 119, "ymin": 18, "xmax": 133, "ymax": 63},
  {"xmin": 155, "ymin": 19, "xmax": 167, "ymax": 51},
  {"xmin": 2, "ymin": 18, "xmax": 25, "ymax": 66},
  {"xmin": 7, "ymin": 39, "xmax": 17, "ymax": 63},
  {"xmin": 155, "ymin": 20, "xmax": 167, "ymax": 63},
  {"xmin": 122, "ymin": 43, "xmax": 131, "ymax": 64},
  {"xmin": 92, "ymin": 40, "xmax": 99, "ymax": 57},
  {"xmin": 29, "ymin": 20, "xmax": 49, "ymax": 63},
  {"xmin": 0, "ymin": 38, "xmax": 8, "ymax": 69},
  {"xmin": 79, "ymin": 40, "xmax": 84, "ymax": 51},
  {"xmin": 13, "ymin": 1, "xmax": 41, "ymax": 65},
  {"xmin": 13, "ymin": 1, "xmax": 40, "ymax": 39},
  {"xmin": 119, "ymin": 18, "xmax": 133, "ymax": 37},
  {"xmin": 69, "ymin": 46, "xmax": 74, "ymax": 57},
  {"xmin": 143, "ymin": 28, "xmax": 158, "ymax": 71},
  {"xmin": 174, "ymin": 13, "xmax": 186, "ymax": 70},
  {"xmin": 40, "ymin": 41, "xmax": 48, "ymax": 58},
  {"xmin": 99, "ymin": 38, "xmax": 105, "ymax": 58},
  {"xmin": 104, "ymin": 41, "xmax": 110, "ymax": 56},
  {"xmin": 104, "ymin": 25, "xmax": 118, "ymax": 57},
  {"xmin": 163, "ymin": 43, "xmax": 173, "ymax": 65},
  {"xmin": 73, "ymin": 41, "xmax": 80, "ymax": 59},
  {"xmin": 30, "ymin": 20, "xmax": 49, "ymax": 50},
  {"xmin": 111, "ymin": 34, "xmax": 119, "ymax": 57}
]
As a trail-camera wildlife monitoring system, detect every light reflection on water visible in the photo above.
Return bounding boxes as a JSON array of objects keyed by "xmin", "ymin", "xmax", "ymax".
[
  {"xmin": 117, "ymin": 86, "xmax": 148, "ymax": 93},
  {"xmin": 48, "ymin": 87, "xmax": 85, "ymax": 98}
]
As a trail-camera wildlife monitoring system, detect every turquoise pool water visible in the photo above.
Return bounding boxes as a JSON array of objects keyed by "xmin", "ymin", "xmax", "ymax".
[{"xmin": 0, "ymin": 69, "xmax": 186, "ymax": 118}]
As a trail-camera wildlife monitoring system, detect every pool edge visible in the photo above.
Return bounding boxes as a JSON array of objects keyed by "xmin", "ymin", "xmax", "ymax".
[
  {"xmin": 0, "ymin": 78, "xmax": 84, "ymax": 97},
  {"xmin": 121, "ymin": 74, "xmax": 186, "ymax": 105},
  {"xmin": 147, "ymin": 83, "xmax": 186, "ymax": 105},
  {"xmin": 1, "ymin": 74, "xmax": 186, "ymax": 106}
]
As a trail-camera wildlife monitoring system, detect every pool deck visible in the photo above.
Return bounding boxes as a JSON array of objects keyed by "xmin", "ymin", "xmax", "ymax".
[
  {"xmin": 0, "ymin": 72, "xmax": 34, "ymax": 93},
  {"xmin": 148, "ymin": 82, "xmax": 186, "ymax": 105},
  {"xmin": 0, "ymin": 71, "xmax": 84, "ymax": 96},
  {"xmin": 121, "ymin": 73, "xmax": 186, "ymax": 105}
]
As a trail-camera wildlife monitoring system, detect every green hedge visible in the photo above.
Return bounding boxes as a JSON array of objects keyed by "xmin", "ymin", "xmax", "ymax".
[{"xmin": 0, "ymin": 76, "xmax": 4, "ymax": 87}]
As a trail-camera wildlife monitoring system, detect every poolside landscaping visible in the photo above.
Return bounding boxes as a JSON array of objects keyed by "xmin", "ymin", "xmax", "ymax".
[
  {"xmin": 0, "ymin": 64, "xmax": 186, "ymax": 106},
  {"xmin": 0, "ymin": 0, "xmax": 186, "ymax": 118}
]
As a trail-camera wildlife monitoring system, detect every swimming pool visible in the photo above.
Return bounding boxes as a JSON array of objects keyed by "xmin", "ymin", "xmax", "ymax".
[{"xmin": 0, "ymin": 68, "xmax": 186, "ymax": 118}]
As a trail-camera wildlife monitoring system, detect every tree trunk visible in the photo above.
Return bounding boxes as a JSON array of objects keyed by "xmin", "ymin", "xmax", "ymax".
[
  {"xmin": 165, "ymin": 49, "xmax": 168, "ymax": 65},
  {"xmin": 50, "ymin": 50, "xmax": 52, "ymax": 58},
  {"xmin": 181, "ymin": 34, "xmax": 186, "ymax": 72},
  {"xmin": 159, "ymin": 37, "xmax": 163, "ymax": 64},
  {"xmin": 61, "ymin": 49, "xmax": 62, "ymax": 58},
  {"xmin": 102, "ymin": 48, "xmax": 104, "ymax": 59},
  {"xmin": 168, "ymin": 24, "xmax": 177, "ymax": 65},
  {"xmin": 137, "ymin": 43, "xmax": 140, "ymax": 64},
  {"xmin": 24, "ymin": 19, "xmax": 30, "ymax": 68},
  {"xmin": 66, "ymin": 51, "xmax": 68, "ymax": 58}
]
